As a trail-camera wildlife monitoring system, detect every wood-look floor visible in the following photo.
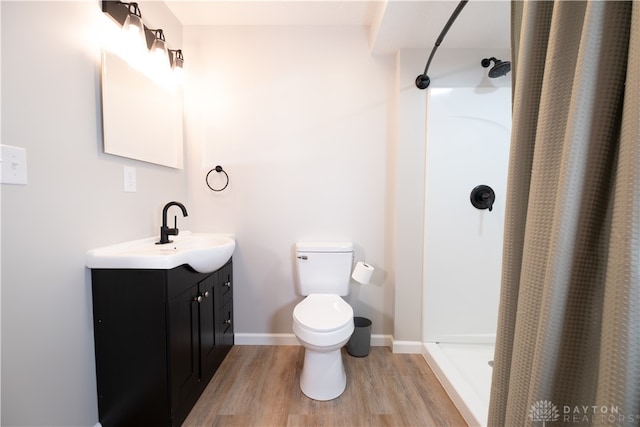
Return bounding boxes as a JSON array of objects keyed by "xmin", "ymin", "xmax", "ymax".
[{"xmin": 183, "ymin": 345, "xmax": 468, "ymax": 427}]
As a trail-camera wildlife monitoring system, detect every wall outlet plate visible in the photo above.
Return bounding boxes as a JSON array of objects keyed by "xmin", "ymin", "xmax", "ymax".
[{"xmin": 1, "ymin": 145, "xmax": 28, "ymax": 185}]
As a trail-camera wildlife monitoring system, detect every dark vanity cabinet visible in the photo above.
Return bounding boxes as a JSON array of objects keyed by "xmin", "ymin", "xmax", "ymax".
[{"xmin": 91, "ymin": 260, "xmax": 233, "ymax": 427}]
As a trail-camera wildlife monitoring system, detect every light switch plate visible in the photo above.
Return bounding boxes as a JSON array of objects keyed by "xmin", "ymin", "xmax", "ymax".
[
  {"xmin": 1, "ymin": 145, "xmax": 28, "ymax": 185},
  {"xmin": 124, "ymin": 166, "xmax": 136, "ymax": 192}
]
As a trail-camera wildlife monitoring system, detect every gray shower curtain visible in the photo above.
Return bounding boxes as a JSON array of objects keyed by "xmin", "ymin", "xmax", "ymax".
[{"xmin": 489, "ymin": 1, "xmax": 640, "ymax": 426}]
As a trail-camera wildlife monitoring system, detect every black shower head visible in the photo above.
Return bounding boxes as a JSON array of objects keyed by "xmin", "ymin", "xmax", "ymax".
[{"xmin": 481, "ymin": 57, "xmax": 511, "ymax": 78}]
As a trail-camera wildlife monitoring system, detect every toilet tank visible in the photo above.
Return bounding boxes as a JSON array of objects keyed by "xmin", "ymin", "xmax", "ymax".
[{"xmin": 296, "ymin": 242, "xmax": 354, "ymax": 296}]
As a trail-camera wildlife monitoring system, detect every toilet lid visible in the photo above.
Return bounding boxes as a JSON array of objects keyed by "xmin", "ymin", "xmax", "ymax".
[{"xmin": 293, "ymin": 294, "xmax": 353, "ymax": 332}]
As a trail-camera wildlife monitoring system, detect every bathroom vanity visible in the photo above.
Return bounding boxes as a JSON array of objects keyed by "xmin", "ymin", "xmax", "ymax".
[{"xmin": 90, "ymin": 260, "xmax": 233, "ymax": 427}]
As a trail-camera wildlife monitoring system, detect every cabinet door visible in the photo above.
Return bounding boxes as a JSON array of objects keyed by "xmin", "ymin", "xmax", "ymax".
[
  {"xmin": 92, "ymin": 270, "xmax": 170, "ymax": 427},
  {"xmin": 168, "ymin": 283, "xmax": 200, "ymax": 417},
  {"xmin": 198, "ymin": 274, "xmax": 217, "ymax": 381}
]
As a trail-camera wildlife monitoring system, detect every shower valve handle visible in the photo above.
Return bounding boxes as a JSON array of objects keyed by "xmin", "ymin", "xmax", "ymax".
[
  {"xmin": 481, "ymin": 193, "xmax": 493, "ymax": 212},
  {"xmin": 470, "ymin": 185, "xmax": 495, "ymax": 212}
]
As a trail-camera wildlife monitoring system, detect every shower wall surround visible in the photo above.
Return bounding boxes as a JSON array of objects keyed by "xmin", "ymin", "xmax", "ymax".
[
  {"xmin": 423, "ymin": 87, "xmax": 511, "ymax": 342},
  {"xmin": 393, "ymin": 48, "xmax": 510, "ymax": 346}
]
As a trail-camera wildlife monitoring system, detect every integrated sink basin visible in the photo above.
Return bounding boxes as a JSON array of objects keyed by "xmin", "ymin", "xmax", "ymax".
[{"xmin": 86, "ymin": 231, "xmax": 235, "ymax": 273}]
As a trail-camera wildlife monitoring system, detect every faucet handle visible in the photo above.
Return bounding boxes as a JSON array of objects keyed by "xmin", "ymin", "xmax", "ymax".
[{"xmin": 168, "ymin": 216, "xmax": 179, "ymax": 236}]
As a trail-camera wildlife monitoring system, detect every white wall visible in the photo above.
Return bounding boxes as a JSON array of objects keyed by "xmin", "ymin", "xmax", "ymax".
[
  {"xmin": 1, "ymin": 2, "xmax": 186, "ymax": 425},
  {"xmin": 183, "ymin": 25, "xmax": 396, "ymax": 337},
  {"xmin": 393, "ymin": 49, "xmax": 427, "ymax": 342}
]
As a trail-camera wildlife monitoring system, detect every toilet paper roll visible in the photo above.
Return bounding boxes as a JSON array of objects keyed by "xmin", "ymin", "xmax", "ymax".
[{"xmin": 351, "ymin": 261, "xmax": 374, "ymax": 284}]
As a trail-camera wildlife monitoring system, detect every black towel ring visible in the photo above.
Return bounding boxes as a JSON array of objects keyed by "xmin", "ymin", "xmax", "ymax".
[{"xmin": 206, "ymin": 165, "xmax": 229, "ymax": 192}]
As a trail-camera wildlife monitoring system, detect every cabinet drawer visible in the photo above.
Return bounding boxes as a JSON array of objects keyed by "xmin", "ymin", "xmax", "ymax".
[
  {"xmin": 216, "ymin": 262, "xmax": 233, "ymax": 305},
  {"xmin": 218, "ymin": 299, "xmax": 234, "ymax": 348}
]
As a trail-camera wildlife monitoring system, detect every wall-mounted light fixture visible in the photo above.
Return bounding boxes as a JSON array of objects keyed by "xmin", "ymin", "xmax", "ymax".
[
  {"xmin": 121, "ymin": 3, "xmax": 144, "ymax": 38},
  {"xmin": 169, "ymin": 49, "xmax": 184, "ymax": 70},
  {"xmin": 118, "ymin": 2, "xmax": 148, "ymax": 60},
  {"xmin": 149, "ymin": 29, "xmax": 170, "ymax": 69},
  {"xmin": 169, "ymin": 49, "xmax": 184, "ymax": 83},
  {"xmin": 102, "ymin": 1, "xmax": 184, "ymax": 74}
]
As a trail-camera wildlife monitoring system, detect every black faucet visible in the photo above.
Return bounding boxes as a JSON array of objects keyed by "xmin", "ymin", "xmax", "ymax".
[{"xmin": 156, "ymin": 201, "xmax": 188, "ymax": 244}]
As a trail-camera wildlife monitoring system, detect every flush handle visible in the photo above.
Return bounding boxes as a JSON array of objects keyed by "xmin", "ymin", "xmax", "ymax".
[{"xmin": 297, "ymin": 255, "xmax": 308, "ymax": 260}]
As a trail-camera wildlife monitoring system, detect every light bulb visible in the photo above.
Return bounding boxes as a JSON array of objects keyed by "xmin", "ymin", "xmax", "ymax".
[
  {"xmin": 171, "ymin": 50, "xmax": 184, "ymax": 84},
  {"xmin": 121, "ymin": 11, "xmax": 147, "ymax": 67},
  {"xmin": 150, "ymin": 35, "xmax": 170, "ymax": 69},
  {"xmin": 123, "ymin": 13, "xmax": 144, "ymax": 39}
]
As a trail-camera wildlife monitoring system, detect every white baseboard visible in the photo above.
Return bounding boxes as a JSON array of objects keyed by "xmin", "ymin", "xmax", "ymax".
[
  {"xmin": 371, "ymin": 334, "xmax": 393, "ymax": 347},
  {"xmin": 235, "ymin": 333, "xmax": 393, "ymax": 347},
  {"xmin": 391, "ymin": 340, "xmax": 423, "ymax": 354},
  {"xmin": 235, "ymin": 333, "xmax": 299, "ymax": 346}
]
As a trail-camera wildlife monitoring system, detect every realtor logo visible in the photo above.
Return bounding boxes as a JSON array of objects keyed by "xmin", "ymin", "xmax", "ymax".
[
  {"xmin": 529, "ymin": 400, "xmax": 639, "ymax": 424},
  {"xmin": 529, "ymin": 400, "xmax": 560, "ymax": 426}
]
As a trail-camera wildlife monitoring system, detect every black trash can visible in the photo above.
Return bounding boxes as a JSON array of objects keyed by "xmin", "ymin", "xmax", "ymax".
[{"xmin": 347, "ymin": 317, "xmax": 372, "ymax": 357}]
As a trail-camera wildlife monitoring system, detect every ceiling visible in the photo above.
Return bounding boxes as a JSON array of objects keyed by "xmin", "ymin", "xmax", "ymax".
[
  {"xmin": 165, "ymin": 0, "xmax": 379, "ymax": 26},
  {"xmin": 165, "ymin": 0, "xmax": 511, "ymax": 54}
]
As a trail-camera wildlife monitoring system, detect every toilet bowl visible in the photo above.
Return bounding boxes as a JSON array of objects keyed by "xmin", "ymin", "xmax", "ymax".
[{"xmin": 293, "ymin": 294, "xmax": 354, "ymax": 400}]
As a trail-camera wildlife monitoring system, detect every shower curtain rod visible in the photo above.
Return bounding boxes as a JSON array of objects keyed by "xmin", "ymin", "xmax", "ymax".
[{"xmin": 415, "ymin": 0, "xmax": 469, "ymax": 89}]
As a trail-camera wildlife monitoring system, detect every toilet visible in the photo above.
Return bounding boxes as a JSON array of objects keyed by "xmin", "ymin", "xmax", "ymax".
[{"xmin": 292, "ymin": 241, "xmax": 355, "ymax": 401}]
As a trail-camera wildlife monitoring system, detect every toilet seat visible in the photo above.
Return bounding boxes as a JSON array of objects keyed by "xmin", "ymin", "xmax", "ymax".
[
  {"xmin": 293, "ymin": 294, "xmax": 353, "ymax": 332},
  {"xmin": 291, "ymin": 292, "xmax": 355, "ymax": 401}
]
